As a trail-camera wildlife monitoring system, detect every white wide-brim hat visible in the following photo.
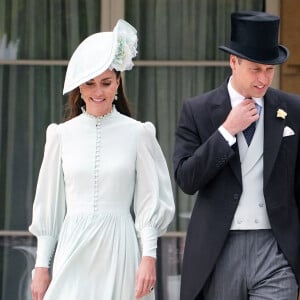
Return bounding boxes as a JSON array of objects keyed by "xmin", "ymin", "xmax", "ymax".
[{"xmin": 63, "ymin": 19, "xmax": 137, "ymax": 95}]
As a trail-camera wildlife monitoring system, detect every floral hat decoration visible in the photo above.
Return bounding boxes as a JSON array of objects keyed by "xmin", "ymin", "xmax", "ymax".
[{"xmin": 63, "ymin": 19, "xmax": 137, "ymax": 95}]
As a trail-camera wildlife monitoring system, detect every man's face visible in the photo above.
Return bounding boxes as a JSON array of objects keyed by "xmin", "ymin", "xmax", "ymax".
[{"xmin": 230, "ymin": 55, "xmax": 276, "ymax": 98}]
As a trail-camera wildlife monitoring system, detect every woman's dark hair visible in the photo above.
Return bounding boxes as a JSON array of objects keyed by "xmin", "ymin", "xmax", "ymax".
[{"xmin": 64, "ymin": 71, "xmax": 132, "ymax": 121}]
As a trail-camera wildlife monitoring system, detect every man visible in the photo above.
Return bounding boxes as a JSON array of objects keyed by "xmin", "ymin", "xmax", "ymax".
[{"xmin": 173, "ymin": 11, "xmax": 300, "ymax": 300}]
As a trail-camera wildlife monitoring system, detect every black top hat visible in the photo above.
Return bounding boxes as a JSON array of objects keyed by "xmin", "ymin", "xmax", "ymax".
[{"xmin": 219, "ymin": 11, "xmax": 289, "ymax": 65}]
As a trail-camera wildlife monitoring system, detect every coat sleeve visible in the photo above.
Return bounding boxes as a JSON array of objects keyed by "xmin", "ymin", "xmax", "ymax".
[
  {"xmin": 134, "ymin": 122, "xmax": 175, "ymax": 258},
  {"xmin": 29, "ymin": 124, "xmax": 66, "ymax": 267},
  {"xmin": 173, "ymin": 100, "xmax": 236, "ymax": 195}
]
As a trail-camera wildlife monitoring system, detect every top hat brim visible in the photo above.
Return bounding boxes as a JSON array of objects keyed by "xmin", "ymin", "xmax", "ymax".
[{"xmin": 219, "ymin": 44, "xmax": 289, "ymax": 65}]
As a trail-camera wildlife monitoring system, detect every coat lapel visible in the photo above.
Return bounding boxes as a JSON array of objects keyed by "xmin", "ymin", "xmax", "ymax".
[{"xmin": 263, "ymin": 89, "xmax": 287, "ymax": 186}]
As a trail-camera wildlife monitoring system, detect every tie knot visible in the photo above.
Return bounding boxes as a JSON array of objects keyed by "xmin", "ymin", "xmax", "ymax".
[
  {"xmin": 243, "ymin": 98, "xmax": 261, "ymax": 115},
  {"xmin": 255, "ymin": 103, "xmax": 262, "ymax": 115}
]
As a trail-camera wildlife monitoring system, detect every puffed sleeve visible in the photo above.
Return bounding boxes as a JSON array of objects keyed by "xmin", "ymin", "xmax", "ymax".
[
  {"xmin": 134, "ymin": 122, "xmax": 175, "ymax": 258},
  {"xmin": 29, "ymin": 124, "xmax": 66, "ymax": 267}
]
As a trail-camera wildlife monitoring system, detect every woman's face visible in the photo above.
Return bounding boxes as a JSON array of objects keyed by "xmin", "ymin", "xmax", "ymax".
[{"xmin": 79, "ymin": 69, "xmax": 120, "ymax": 116}]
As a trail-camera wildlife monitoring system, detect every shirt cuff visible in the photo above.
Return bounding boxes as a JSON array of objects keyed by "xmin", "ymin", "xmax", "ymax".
[
  {"xmin": 218, "ymin": 126, "xmax": 236, "ymax": 146},
  {"xmin": 35, "ymin": 236, "xmax": 57, "ymax": 268},
  {"xmin": 140, "ymin": 227, "xmax": 158, "ymax": 258}
]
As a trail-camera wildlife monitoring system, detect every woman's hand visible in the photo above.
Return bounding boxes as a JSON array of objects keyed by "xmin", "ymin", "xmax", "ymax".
[
  {"xmin": 31, "ymin": 267, "xmax": 51, "ymax": 300},
  {"xmin": 135, "ymin": 256, "xmax": 156, "ymax": 299}
]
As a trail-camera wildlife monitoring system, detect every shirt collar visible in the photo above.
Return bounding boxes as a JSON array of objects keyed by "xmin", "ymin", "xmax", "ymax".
[{"xmin": 227, "ymin": 77, "xmax": 263, "ymax": 108}]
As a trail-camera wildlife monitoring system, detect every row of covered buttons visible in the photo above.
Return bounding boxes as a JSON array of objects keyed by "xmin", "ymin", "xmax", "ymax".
[{"xmin": 94, "ymin": 121, "xmax": 101, "ymax": 212}]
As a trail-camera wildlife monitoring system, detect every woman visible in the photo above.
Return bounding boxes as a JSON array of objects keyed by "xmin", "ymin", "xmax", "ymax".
[{"xmin": 29, "ymin": 19, "xmax": 175, "ymax": 300}]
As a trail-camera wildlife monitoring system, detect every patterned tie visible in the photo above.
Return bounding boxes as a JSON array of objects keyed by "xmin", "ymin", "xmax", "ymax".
[{"xmin": 243, "ymin": 103, "xmax": 261, "ymax": 146}]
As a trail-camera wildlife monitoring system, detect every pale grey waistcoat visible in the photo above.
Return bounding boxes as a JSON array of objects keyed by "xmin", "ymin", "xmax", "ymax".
[{"xmin": 230, "ymin": 108, "xmax": 271, "ymax": 230}]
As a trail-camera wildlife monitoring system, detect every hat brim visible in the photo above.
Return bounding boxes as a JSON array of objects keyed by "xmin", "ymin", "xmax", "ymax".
[
  {"xmin": 219, "ymin": 44, "xmax": 289, "ymax": 65},
  {"xmin": 62, "ymin": 32, "xmax": 117, "ymax": 95}
]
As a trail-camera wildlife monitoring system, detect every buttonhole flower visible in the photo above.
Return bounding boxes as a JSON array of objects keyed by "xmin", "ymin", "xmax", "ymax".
[{"xmin": 276, "ymin": 108, "xmax": 287, "ymax": 120}]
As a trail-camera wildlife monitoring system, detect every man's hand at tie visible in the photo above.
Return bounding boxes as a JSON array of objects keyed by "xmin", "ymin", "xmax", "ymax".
[{"xmin": 222, "ymin": 98, "xmax": 259, "ymax": 136}]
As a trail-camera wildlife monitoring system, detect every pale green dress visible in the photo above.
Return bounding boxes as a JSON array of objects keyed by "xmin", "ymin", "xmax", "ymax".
[{"xmin": 29, "ymin": 107, "xmax": 175, "ymax": 299}]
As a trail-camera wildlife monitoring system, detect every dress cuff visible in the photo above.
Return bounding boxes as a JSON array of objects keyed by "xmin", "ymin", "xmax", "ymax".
[
  {"xmin": 35, "ymin": 236, "xmax": 57, "ymax": 268},
  {"xmin": 140, "ymin": 227, "xmax": 158, "ymax": 258}
]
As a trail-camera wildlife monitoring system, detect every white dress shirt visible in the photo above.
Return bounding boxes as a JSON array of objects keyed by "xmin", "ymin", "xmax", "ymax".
[{"xmin": 218, "ymin": 78, "xmax": 263, "ymax": 145}]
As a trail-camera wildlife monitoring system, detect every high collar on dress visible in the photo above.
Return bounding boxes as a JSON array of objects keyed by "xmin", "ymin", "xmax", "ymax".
[{"xmin": 81, "ymin": 105, "xmax": 116, "ymax": 121}]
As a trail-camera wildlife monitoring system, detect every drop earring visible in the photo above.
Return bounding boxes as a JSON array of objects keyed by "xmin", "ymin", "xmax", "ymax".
[{"xmin": 114, "ymin": 94, "xmax": 118, "ymax": 101}]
